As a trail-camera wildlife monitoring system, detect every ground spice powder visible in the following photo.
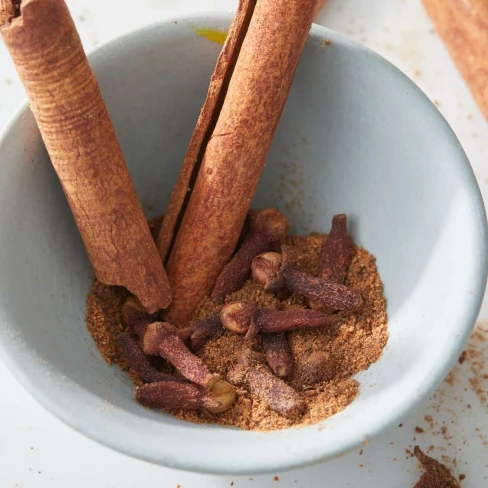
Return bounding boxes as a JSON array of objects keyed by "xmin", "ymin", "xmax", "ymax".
[
  {"xmin": 86, "ymin": 231, "xmax": 388, "ymax": 431},
  {"xmin": 413, "ymin": 446, "xmax": 461, "ymax": 488}
]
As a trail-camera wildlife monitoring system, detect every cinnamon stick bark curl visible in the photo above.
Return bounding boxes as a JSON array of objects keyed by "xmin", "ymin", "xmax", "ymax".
[
  {"xmin": 161, "ymin": 0, "xmax": 316, "ymax": 325},
  {"xmin": 0, "ymin": 0, "xmax": 171, "ymax": 313}
]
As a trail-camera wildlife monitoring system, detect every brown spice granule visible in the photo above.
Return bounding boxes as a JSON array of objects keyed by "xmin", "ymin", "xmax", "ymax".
[
  {"xmin": 86, "ymin": 232, "xmax": 388, "ymax": 431},
  {"xmin": 321, "ymin": 39, "xmax": 332, "ymax": 51}
]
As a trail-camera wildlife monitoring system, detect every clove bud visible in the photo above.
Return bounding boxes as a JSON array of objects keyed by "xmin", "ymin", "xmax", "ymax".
[
  {"xmin": 251, "ymin": 252, "xmax": 287, "ymax": 295},
  {"xmin": 219, "ymin": 301, "xmax": 257, "ymax": 334},
  {"xmin": 262, "ymin": 332, "xmax": 293, "ymax": 378},
  {"xmin": 310, "ymin": 214, "xmax": 354, "ymax": 311},
  {"xmin": 318, "ymin": 214, "xmax": 354, "ymax": 283},
  {"xmin": 143, "ymin": 322, "xmax": 219, "ymax": 388},
  {"xmin": 117, "ymin": 332, "xmax": 176, "ymax": 384},
  {"xmin": 189, "ymin": 311, "xmax": 225, "ymax": 351},
  {"xmin": 122, "ymin": 296, "xmax": 159, "ymax": 339},
  {"xmin": 228, "ymin": 349, "xmax": 305, "ymax": 418},
  {"xmin": 212, "ymin": 208, "xmax": 288, "ymax": 302},
  {"xmin": 252, "ymin": 246, "xmax": 362, "ymax": 311},
  {"xmin": 136, "ymin": 379, "xmax": 235, "ymax": 414},
  {"xmin": 220, "ymin": 301, "xmax": 334, "ymax": 334}
]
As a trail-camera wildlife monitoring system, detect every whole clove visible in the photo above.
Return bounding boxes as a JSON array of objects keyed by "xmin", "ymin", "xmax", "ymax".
[
  {"xmin": 212, "ymin": 208, "xmax": 288, "ymax": 302},
  {"xmin": 136, "ymin": 380, "xmax": 235, "ymax": 414},
  {"xmin": 258, "ymin": 308, "xmax": 336, "ymax": 333},
  {"xmin": 121, "ymin": 296, "xmax": 159, "ymax": 340},
  {"xmin": 117, "ymin": 332, "xmax": 175, "ymax": 384},
  {"xmin": 252, "ymin": 246, "xmax": 362, "ymax": 311},
  {"xmin": 143, "ymin": 322, "xmax": 236, "ymax": 411},
  {"xmin": 228, "ymin": 349, "xmax": 305, "ymax": 418},
  {"xmin": 220, "ymin": 301, "xmax": 335, "ymax": 334},
  {"xmin": 251, "ymin": 252, "xmax": 289, "ymax": 299},
  {"xmin": 317, "ymin": 214, "xmax": 354, "ymax": 283},
  {"xmin": 310, "ymin": 214, "xmax": 354, "ymax": 311},
  {"xmin": 189, "ymin": 311, "xmax": 225, "ymax": 351},
  {"xmin": 262, "ymin": 332, "xmax": 293, "ymax": 377},
  {"xmin": 283, "ymin": 266, "xmax": 362, "ymax": 311},
  {"xmin": 143, "ymin": 322, "xmax": 220, "ymax": 388},
  {"xmin": 219, "ymin": 301, "xmax": 257, "ymax": 334}
]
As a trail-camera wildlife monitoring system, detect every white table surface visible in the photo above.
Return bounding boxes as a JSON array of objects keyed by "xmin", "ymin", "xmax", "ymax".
[{"xmin": 1, "ymin": 1, "xmax": 487, "ymax": 486}]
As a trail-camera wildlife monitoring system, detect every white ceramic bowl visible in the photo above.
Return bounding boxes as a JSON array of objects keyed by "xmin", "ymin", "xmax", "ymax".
[{"xmin": 0, "ymin": 13, "xmax": 486, "ymax": 475}]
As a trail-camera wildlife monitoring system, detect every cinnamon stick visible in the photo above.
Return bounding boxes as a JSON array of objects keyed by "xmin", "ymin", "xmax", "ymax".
[
  {"xmin": 0, "ymin": 0, "xmax": 171, "ymax": 313},
  {"xmin": 160, "ymin": 0, "xmax": 317, "ymax": 325},
  {"xmin": 423, "ymin": 0, "xmax": 488, "ymax": 121},
  {"xmin": 157, "ymin": 0, "xmax": 256, "ymax": 263}
]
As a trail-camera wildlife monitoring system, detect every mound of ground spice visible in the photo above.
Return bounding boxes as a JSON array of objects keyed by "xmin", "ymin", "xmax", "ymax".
[{"xmin": 86, "ymin": 223, "xmax": 388, "ymax": 431}]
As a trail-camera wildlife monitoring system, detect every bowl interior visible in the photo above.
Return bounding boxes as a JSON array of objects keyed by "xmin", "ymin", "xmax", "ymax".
[{"xmin": 0, "ymin": 14, "xmax": 486, "ymax": 474}]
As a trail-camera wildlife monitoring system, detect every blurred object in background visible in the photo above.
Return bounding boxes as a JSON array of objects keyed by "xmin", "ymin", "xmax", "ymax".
[{"xmin": 423, "ymin": 0, "xmax": 488, "ymax": 122}]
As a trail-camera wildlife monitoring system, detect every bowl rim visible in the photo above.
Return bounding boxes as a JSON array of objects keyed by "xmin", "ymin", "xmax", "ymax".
[{"xmin": 0, "ymin": 11, "xmax": 487, "ymax": 475}]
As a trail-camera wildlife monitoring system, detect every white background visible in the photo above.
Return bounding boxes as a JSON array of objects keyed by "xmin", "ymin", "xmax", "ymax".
[{"xmin": 0, "ymin": 1, "xmax": 487, "ymax": 486}]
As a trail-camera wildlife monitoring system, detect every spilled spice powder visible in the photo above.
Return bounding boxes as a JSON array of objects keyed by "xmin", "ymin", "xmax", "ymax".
[
  {"xmin": 413, "ymin": 446, "xmax": 461, "ymax": 487},
  {"xmin": 465, "ymin": 324, "xmax": 488, "ymax": 408},
  {"xmin": 86, "ymin": 225, "xmax": 388, "ymax": 431}
]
